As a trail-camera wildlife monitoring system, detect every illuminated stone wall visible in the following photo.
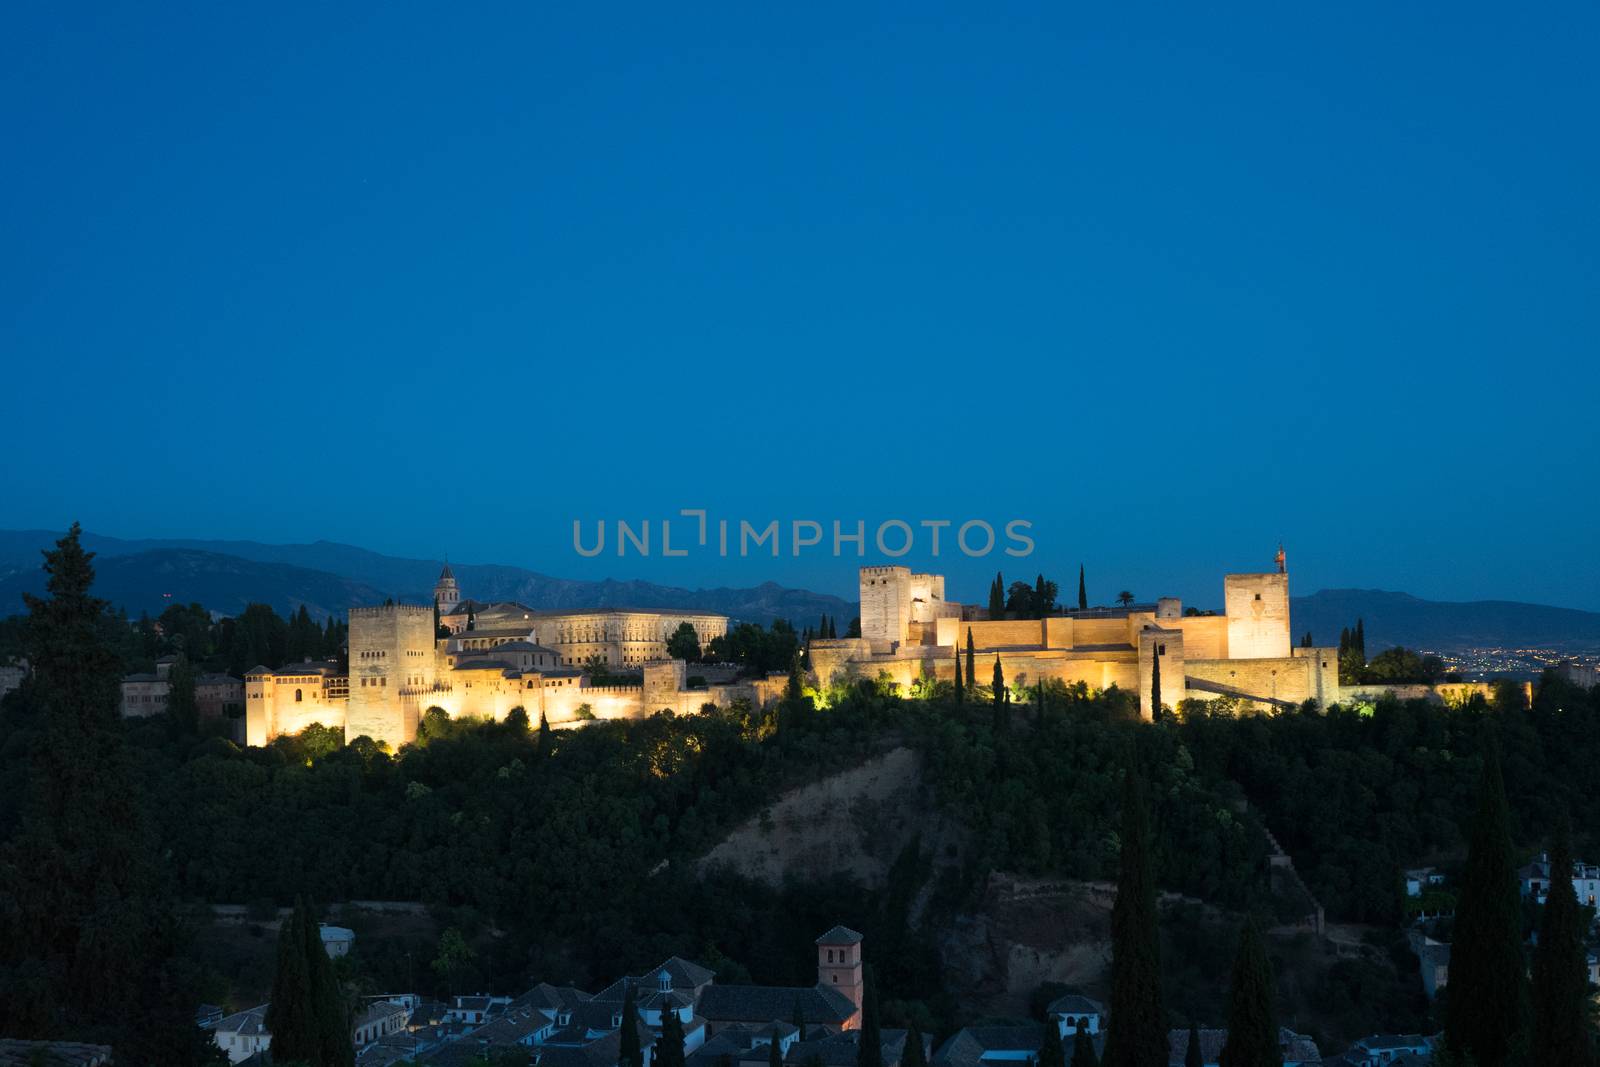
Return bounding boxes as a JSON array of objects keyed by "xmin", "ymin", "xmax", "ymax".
[
  {"xmin": 348, "ymin": 604, "xmax": 435, "ymax": 749},
  {"xmin": 860, "ymin": 566, "xmax": 913, "ymax": 647},
  {"xmin": 1223, "ymin": 573, "xmax": 1291, "ymax": 659}
]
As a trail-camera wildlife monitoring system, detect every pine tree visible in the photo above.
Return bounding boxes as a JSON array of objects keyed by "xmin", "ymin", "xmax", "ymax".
[
  {"xmin": 1102, "ymin": 755, "xmax": 1166, "ymax": 1067},
  {"xmin": 1038, "ymin": 1019, "xmax": 1065, "ymax": 1067},
  {"xmin": 1149, "ymin": 646, "xmax": 1162, "ymax": 722},
  {"xmin": 1445, "ymin": 739, "xmax": 1529, "ymax": 1067},
  {"xmin": 901, "ymin": 1024, "xmax": 926, "ymax": 1067},
  {"xmin": 1184, "ymin": 1024, "xmax": 1203, "ymax": 1067},
  {"xmin": 1071, "ymin": 1020, "xmax": 1099, "ymax": 1067},
  {"xmin": 1078, "ymin": 565, "xmax": 1088, "ymax": 611},
  {"xmin": 0, "ymin": 525, "xmax": 222, "ymax": 1064},
  {"xmin": 856, "ymin": 965, "xmax": 883, "ymax": 1067},
  {"xmin": 953, "ymin": 645, "xmax": 964, "ymax": 703},
  {"xmin": 619, "ymin": 985, "xmax": 642, "ymax": 1067},
  {"xmin": 1531, "ymin": 820, "xmax": 1593, "ymax": 1067},
  {"xmin": 1217, "ymin": 922, "xmax": 1281, "ymax": 1067}
]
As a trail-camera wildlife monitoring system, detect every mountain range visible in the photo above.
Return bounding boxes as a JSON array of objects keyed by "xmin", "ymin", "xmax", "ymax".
[
  {"xmin": 0, "ymin": 531, "xmax": 855, "ymax": 626},
  {"xmin": 2, "ymin": 529, "xmax": 1598, "ymax": 654}
]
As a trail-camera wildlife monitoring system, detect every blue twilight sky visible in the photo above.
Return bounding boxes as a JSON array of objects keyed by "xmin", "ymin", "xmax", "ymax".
[{"xmin": 3, "ymin": 3, "xmax": 1597, "ymax": 609}]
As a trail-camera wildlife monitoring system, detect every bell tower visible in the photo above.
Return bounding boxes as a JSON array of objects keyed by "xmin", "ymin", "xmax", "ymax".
[
  {"xmin": 433, "ymin": 562, "xmax": 461, "ymax": 614},
  {"xmin": 815, "ymin": 925, "xmax": 865, "ymax": 1023}
]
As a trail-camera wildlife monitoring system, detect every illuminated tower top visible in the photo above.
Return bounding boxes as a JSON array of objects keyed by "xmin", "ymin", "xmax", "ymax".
[{"xmin": 433, "ymin": 561, "xmax": 461, "ymax": 614}]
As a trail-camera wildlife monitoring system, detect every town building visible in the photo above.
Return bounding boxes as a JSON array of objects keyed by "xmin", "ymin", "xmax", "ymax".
[
  {"xmin": 1334, "ymin": 1034, "xmax": 1436, "ymax": 1066},
  {"xmin": 1520, "ymin": 851, "xmax": 1600, "ymax": 907},
  {"xmin": 0, "ymin": 1041, "xmax": 114, "ymax": 1066},
  {"xmin": 119, "ymin": 654, "xmax": 244, "ymax": 728},
  {"xmin": 1163, "ymin": 1028, "xmax": 1322, "ymax": 1066},
  {"xmin": 214, "ymin": 1005, "xmax": 272, "ymax": 1064}
]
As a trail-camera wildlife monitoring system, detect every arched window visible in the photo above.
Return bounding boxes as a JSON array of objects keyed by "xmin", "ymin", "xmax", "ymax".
[{"xmin": 295, "ymin": 689, "xmax": 303, "ymax": 702}]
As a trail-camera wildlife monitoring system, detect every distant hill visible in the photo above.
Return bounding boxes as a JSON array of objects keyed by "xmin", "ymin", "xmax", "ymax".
[
  {"xmin": 0, "ymin": 530, "xmax": 854, "ymax": 625},
  {"xmin": 5, "ymin": 530, "xmax": 1597, "ymax": 649},
  {"xmin": 0, "ymin": 548, "xmax": 393, "ymax": 621},
  {"xmin": 1291, "ymin": 588, "xmax": 1600, "ymax": 654}
]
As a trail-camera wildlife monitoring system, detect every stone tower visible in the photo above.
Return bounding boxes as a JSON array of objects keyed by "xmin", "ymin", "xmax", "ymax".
[
  {"xmin": 434, "ymin": 562, "xmax": 461, "ymax": 614},
  {"xmin": 347, "ymin": 604, "xmax": 436, "ymax": 749},
  {"xmin": 815, "ymin": 925, "xmax": 865, "ymax": 1021}
]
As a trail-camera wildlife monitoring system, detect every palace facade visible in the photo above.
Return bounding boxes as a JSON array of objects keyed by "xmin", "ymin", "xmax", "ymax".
[
  {"xmin": 245, "ymin": 568, "xmax": 773, "ymax": 750},
  {"xmin": 811, "ymin": 550, "xmax": 1342, "ymax": 716}
]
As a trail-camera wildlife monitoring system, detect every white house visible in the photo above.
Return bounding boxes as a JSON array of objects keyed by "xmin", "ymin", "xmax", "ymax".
[
  {"xmin": 1403, "ymin": 867, "xmax": 1446, "ymax": 898},
  {"xmin": 1340, "ymin": 1033, "xmax": 1436, "ymax": 1065},
  {"xmin": 1046, "ymin": 994, "xmax": 1103, "ymax": 1038},
  {"xmin": 1519, "ymin": 852, "xmax": 1600, "ymax": 908},
  {"xmin": 320, "ymin": 922, "xmax": 356, "ymax": 958},
  {"xmin": 353, "ymin": 999, "xmax": 411, "ymax": 1046},
  {"xmin": 213, "ymin": 1005, "xmax": 271, "ymax": 1064}
]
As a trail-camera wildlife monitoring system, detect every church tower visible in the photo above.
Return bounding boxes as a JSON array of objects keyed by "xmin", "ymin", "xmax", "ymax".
[
  {"xmin": 815, "ymin": 925, "xmax": 865, "ymax": 1023},
  {"xmin": 434, "ymin": 562, "xmax": 461, "ymax": 614}
]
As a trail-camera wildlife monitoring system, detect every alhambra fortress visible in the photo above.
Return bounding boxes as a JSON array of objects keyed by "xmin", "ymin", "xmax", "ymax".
[{"xmin": 237, "ymin": 551, "xmax": 1486, "ymax": 749}]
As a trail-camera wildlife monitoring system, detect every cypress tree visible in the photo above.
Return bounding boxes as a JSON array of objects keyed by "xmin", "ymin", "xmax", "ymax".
[
  {"xmin": 793, "ymin": 1004, "xmax": 808, "ymax": 1044},
  {"xmin": 1078, "ymin": 565, "xmax": 1088, "ymax": 611},
  {"xmin": 538, "ymin": 710, "xmax": 552, "ymax": 754},
  {"xmin": 1445, "ymin": 739, "xmax": 1529, "ymax": 1067},
  {"xmin": 953, "ymin": 644, "xmax": 964, "ymax": 703},
  {"xmin": 1354, "ymin": 618, "xmax": 1365, "ymax": 658},
  {"xmin": 830, "ymin": 616, "xmax": 838, "ymax": 639},
  {"xmin": 1339, "ymin": 627, "xmax": 1350, "ymax": 655},
  {"xmin": 992, "ymin": 655, "xmax": 1006, "ymax": 706},
  {"xmin": 990, "ymin": 573, "xmax": 1006, "ymax": 619},
  {"xmin": 303, "ymin": 901, "xmax": 352, "ymax": 1067},
  {"xmin": 656, "ymin": 1002, "xmax": 686, "ymax": 1067},
  {"xmin": 1217, "ymin": 921, "xmax": 1281, "ymax": 1067},
  {"xmin": 1102, "ymin": 755, "xmax": 1166, "ymax": 1067},
  {"xmin": 619, "ymin": 984, "xmax": 642, "ymax": 1067},
  {"xmin": 266, "ymin": 902, "xmax": 318, "ymax": 1063},
  {"xmin": 1184, "ymin": 1024, "xmax": 1203, "ymax": 1067},
  {"xmin": 770, "ymin": 1029, "xmax": 785, "ymax": 1067},
  {"xmin": 1038, "ymin": 1019, "xmax": 1065, "ymax": 1067},
  {"xmin": 856, "ymin": 965, "xmax": 882, "ymax": 1067},
  {"xmin": 167, "ymin": 652, "xmax": 199, "ymax": 734},
  {"xmin": 1071, "ymin": 1020, "xmax": 1099, "ymax": 1067},
  {"xmin": 1531, "ymin": 820, "xmax": 1593, "ymax": 1067},
  {"xmin": 1149, "ymin": 646, "xmax": 1162, "ymax": 722},
  {"xmin": 902, "ymin": 1023, "xmax": 927, "ymax": 1067},
  {"xmin": 966, "ymin": 629, "xmax": 976, "ymax": 691}
]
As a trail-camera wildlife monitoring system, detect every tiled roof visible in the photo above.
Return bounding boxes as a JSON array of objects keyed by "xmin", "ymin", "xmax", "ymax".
[
  {"xmin": 696, "ymin": 984, "xmax": 857, "ymax": 1027},
  {"xmin": 814, "ymin": 925, "xmax": 864, "ymax": 946},
  {"xmin": 1164, "ymin": 1028, "xmax": 1321, "ymax": 1065},
  {"xmin": 593, "ymin": 957, "xmax": 717, "ymax": 1002},
  {"xmin": 0, "ymin": 1041, "xmax": 114, "ymax": 1066},
  {"xmin": 790, "ymin": 1028, "xmax": 920, "ymax": 1067},
  {"xmin": 1045, "ymin": 994, "xmax": 1103, "ymax": 1016},
  {"xmin": 216, "ymin": 1004, "xmax": 272, "ymax": 1038}
]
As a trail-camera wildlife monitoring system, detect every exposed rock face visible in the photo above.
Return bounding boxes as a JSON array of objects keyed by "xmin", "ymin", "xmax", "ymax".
[{"xmin": 697, "ymin": 746, "xmax": 953, "ymax": 890}]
